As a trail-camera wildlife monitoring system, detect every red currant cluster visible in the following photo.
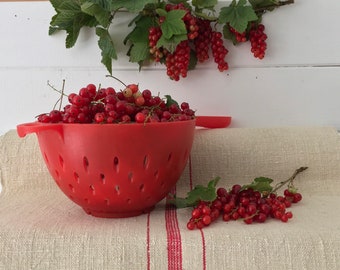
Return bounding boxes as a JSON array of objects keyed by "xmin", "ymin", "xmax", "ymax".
[
  {"xmin": 211, "ymin": 31, "xmax": 229, "ymax": 72},
  {"xmin": 229, "ymin": 26, "xmax": 247, "ymax": 43},
  {"xmin": 249, "ymin": 24, "xmax": 267, "ymax": 59},
  {"xmin": 153, "ymin": 3, "xmax": 198, "ymax": 81},
  {"xmin": 37, "ymin": 83, "xmax": 195, "ymax": 124},
  {"xmin": 187, "ymin": 185, "xmax": 302, "ymax": 230},
  {"xmin": 147, "ymin": 5, "xmax": 230, "ymax": 80},
  {"xmin": 148, "ymin": 26, "xmax": 167, "ymax": 62},
  {"xmin": 165, "ymin": 40, "xmax": 191, "ymax": 81},
  {"xmin": 194, "ymin": 19, "xmax": 212, "ymax": 63},
  {"xmin": 165, "ymin": 3, "xmax": 199, "ymax": 40}
]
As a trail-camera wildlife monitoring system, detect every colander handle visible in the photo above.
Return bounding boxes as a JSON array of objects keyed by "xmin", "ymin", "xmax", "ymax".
[
  {"xmin": 17, "ymin": 122, "xmax": 63, "ymax": 138},
  {"xmin": 195, "ymin": 116, "xmax": 231, "ymax": 129}
]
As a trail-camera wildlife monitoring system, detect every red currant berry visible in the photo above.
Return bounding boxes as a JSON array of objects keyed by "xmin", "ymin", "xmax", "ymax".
[
  {"xmin": 202, "ymin": 215, "xmax": 212, "ymax": 226},
  {"xmin": 94, "ymin": 112, "xmax": 105, "ymax": 123},
  {"xmin": 135, "ymin": 112, "xmax": 146, "ymax": 123},
  {"xmin": 292, "ymin": 193, "xmax": 302, "ymax": 203},
  {"xmin": 192, "ymin": 208, "xmax": 202, "ymax": 219},
  {"xmin": 187, "ymin": 221, "xmax": 196, "ymax": 230}
]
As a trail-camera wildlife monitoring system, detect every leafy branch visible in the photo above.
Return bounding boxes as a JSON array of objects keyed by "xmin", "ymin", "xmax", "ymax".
[
  {"xmin": 168, "ymin": 167, "xmax": 308, "ymax": 208},
  {"xmin": 48, "ymin": 0, "xmax": 295, "ymax": 75}
]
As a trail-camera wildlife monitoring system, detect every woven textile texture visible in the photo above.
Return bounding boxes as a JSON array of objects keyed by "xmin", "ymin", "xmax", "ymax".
[{"xmin": 0, "ymin": 127, "xmax": 340, "ymax": 270}]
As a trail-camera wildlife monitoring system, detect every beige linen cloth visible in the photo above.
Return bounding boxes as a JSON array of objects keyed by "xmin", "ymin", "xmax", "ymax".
[{"xmin": 0, "ymin": 126, "xmax": 340, "ymax": 270}]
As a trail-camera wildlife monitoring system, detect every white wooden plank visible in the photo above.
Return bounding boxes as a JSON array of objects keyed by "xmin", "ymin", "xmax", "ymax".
[
  {"xmin": 0, "ymin": 0, "xmax": 339, "ymax": 69},
  {"xmin": 1, "ymin": 66, "xmax": 339, "ymax": 135}
]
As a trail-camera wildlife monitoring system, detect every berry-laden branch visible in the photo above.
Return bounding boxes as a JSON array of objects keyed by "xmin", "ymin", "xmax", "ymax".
[
  {"xmin": 48, "ymin": 0, "xmax": 295, "ymax": 81},
  {"xmin": 169, "ymin": 167, "xmax": 308, "ymax": 230}
]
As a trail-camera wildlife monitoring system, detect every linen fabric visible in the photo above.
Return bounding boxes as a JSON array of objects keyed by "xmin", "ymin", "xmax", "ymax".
[{"xmin": 0, "ymin": 127, "xmax": 339, "ymax": 270}]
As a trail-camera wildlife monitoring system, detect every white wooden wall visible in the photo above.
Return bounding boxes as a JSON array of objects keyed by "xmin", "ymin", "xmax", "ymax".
[{"xmin": 0, "ymin": 0, "xmax": 340, "ymax": 136}]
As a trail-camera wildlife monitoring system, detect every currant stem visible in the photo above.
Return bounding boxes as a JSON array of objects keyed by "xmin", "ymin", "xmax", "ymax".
[
  {"xmin": 47, "ymin": 80, "xmax": 67, "ymax": 110},
  {"xmin": 254, "ymin": 0, "xmax": 294, "ymax": 15},
  {"xmin": 59, "ymin": 79, "xmax": 66, "ymax": 111},
  {"xmin": 106, "ymin": 75, "xmax": 127, "ymax": 87},
  {"xmin": 271, "ymin": 166, "xmax": 308, "ymax": 194}
]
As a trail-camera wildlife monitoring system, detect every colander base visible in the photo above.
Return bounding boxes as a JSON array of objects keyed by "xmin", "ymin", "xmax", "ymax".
[{"xmin": 82, "ymin": 205, "xmax": 155, "ymax": 218}]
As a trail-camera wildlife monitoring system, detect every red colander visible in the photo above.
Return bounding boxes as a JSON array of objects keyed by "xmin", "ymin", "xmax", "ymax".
[{"xmin": 17, "ymin": 120, "xmax": 196, "ymax": 218}]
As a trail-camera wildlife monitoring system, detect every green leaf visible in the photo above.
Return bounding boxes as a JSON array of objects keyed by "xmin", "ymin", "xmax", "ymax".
[
  {"xmin": 186, "ymin": 177, "xmax": 220, "ymax": 205},
  {"xmin": 188, "ymin": 49, "xmax": 198, "ymax": 70},
  {"xmin": 128, "ymin": 13, "xmax": 143, "ymax": 27},
  {"xmin": 57, "ymin": 0, "xmax": 81, "ymax": 12},
  {"xmin": 168, "ymin": 177, "xmax": 220, "ymax": 208},
  {"xmin": 218, "ymin": 0, "xmax": 258, "ymax": 33},
  {"xmin": 86, "ymin": 0, "xmax": 112, "ymax": 11},
  {"xmin": 222, "ymin": 24, "xmax": 238, "ymax": 45},
  {"xmin": 192, "ymin": 0, "xmax": 217, "ymax": 10},
  {"xmin": 156, "ymin": 34, "xmax": 187, "ymax": 53},
  {"xmin": 81, "ymin": 1, "xmax": 111, "ymax": 27},
  {"xmin": 168, "ymin": 0, "xmax": 189, "ymax": 4},
  {"xmin": 124, "ymin": 15, "xmax": 154, "ymax": 63},
  {"xmin": 168, "ymin": 197, "xmax": 188, "ymax": 209},
  {"xmin": 49, "ymin": 26, "xmax": 59, "ymax": 35},
  {"xmin": 160, "ymin": 9, "xmax": 187, "ymax": 39},
  {"xmin": 65, "ymin": 16, "xmax": 82, "ymax": 48},
  {"xmin": 110, "ymin": 0, "xmax": 156, "ymax": 12},
  {"xmin": 208, "ymin": 177, "xmax": 220, "ymax": 189},
  {"xmin": 49, "ymin": 0, "xmax": 98, "ymax": 42},
  {"xmin": 155, "ymin": 8, "xmax": 167, "ymax": 17},
  {"xmin": 164, "ymin": 95, "xmax": 179, "ymax": 107},
  {"xmin": 241, "ymin": 177, "xmax": 274, "ymax": 193},
  {"xmin": 254, "ymin": 177, "xmax": 274, "ymax": 183},
  {"xmin": 50, "ymin": 10, "xmax": 78, "ymax": 29},
  {"xmin": 51, "ymin": 10, "xmax": 98, "ymax": 46},
  {"xmin": 49, "ymin": 0, "xmax": 65, "ymax": 11},
  {"xmin": 125, "ymin": 16, "xmax": 154, "ymax": 44},
  {"xmin": 128, "ymin": 42, "xmax": 150, "ymax": 63},
  {"xmin": 96, "ymin": 27, "xmax": 117, "ymax": 74}
]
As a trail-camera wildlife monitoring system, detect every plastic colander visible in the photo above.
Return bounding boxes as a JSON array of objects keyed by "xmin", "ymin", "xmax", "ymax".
[{"xmin": 17, "ymin": 120, "xmax": 196, "ymax": 218}]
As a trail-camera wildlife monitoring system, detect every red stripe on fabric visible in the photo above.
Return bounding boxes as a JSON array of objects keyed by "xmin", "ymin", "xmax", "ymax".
[
  {"xmin": 189, "ymin": 154, "xmax": 207, "ymax": 270},
  {"xmin": 166, "ymin": 186, "xmax": 182, "ymax": 270},
  {"xmin": 146, "ymin": 212, "xmax": 151, "ymax": 270},
  {"xmin": 200, "ymin": 229, "xmax": 207, "ymax": 270},
  {"xmin": 189, "ymin": 154, "xmax": 193, "ymax": 191}
]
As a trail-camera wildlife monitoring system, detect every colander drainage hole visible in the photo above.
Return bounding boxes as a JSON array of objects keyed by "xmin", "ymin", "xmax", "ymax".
[
  {"xmin": 114, "ymin": 185, "xmax": 120, "ymax": 195},
  {"xmin": 89, "ymin": 185, "xmax": 95, "ymax": 195},
  {"xmin": 100, "ymin": 173, "xmax": 105, "ymax": 184},
  {"xmin": 59, "ymin": 155, "xmax": 64, "ymax": 169},
  {"xmin": 68, "ymin": 184, "xmax": 75, "ymax": 193},
  {"xmin": 143, "ymin": 155, "xmax": 149, "ymax": 169},
  {"xmin": 55, "ymin": 169, "xmax": 60, "ymax": 179},
  {"xmin": 83, "ymin": 156, "xmax": 89, "ymax": 172},
  {"xmin": 128, "ymin": 172, "xmax": 133, "ymax": 182},
  {"xmin": 43, "ymin": 152, "xmax": 49, "ymax": 164},
  {"xmin": 113, "ymin": 156, "xmax": 119, "ymax": 172},
  {"xmin": 126, "ymin": 198, "xmax": 132, "ymax": 204},
  {"xmin": 139, "ymin": 184, "xmax": 145, "ymax": 192},
  {"xmin": 74, "ymin": 172, "xmax": 80, "ymax": 183},
  {"xmin": 167, "ymin": 152, "xmax": 172, "ymax": 162},
  {"xmin": 104, "ymin": 198, "xmax": 110, "ymax": 206}
]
